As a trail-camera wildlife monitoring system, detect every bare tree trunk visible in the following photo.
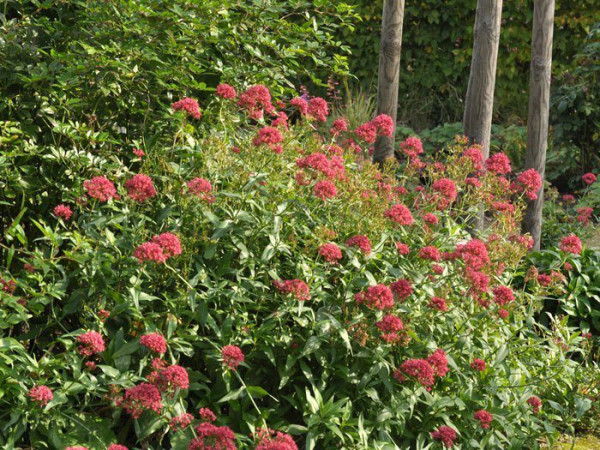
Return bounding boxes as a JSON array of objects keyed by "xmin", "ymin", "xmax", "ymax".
[
  {"xmin": 463, "ymin": 0, "xmax": 503, "ymax": 158},
  {"xmin": 373, "ymin": 0, "xmax": 405, "ymax": 165},
  {"xmin": 522, "ymin": 0, "xmax": 555, "ymax": 250}
]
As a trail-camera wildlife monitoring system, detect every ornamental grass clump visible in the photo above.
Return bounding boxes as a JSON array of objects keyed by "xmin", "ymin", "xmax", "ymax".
[{"xmin": 0, "ymin": 82, "xmax": 595, "ymax": 449}]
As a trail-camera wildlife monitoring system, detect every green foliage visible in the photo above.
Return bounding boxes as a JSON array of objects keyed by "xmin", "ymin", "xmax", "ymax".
[{"xmin": 336, "ymin": 0, "xmax": 600, "ymax": 129}]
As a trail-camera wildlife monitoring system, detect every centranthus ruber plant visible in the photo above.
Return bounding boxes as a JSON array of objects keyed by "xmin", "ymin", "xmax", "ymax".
[{"xmin": 0, "ymin": 83, "xmax": 594, "ymax": 449}]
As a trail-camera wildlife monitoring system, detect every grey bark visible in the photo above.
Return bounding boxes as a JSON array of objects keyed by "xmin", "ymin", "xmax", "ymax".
[
  {"xmin": 522, "ymin": 0, "xmax": 555, "ymax": 250},
  {"xmin": 373, "ymin": 0, "xmax": 405, "ymax": 165},
  {"xmin": 463, "ymin": 0, "xmax": 503, "ymax": 158}
]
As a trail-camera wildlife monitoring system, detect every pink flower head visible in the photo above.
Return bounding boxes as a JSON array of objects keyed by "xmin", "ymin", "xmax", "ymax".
[
  {"xmin": 151, "ymin": 232, "xmax": 182, "ymax": 258},
  {"xmin": 427, "ymin": 348, "xmax": 449, "ymax": 378},
  {"xmin": 253, "ymin": 126, "xmax": 283, "ymax": 147},
  {"xmin": 395, "ymin": 242, "xmax": 410, "ymax": 255},
  {"xmin": 255, "ymin": 429, "xmax": 298, "ymax": 450},
  {"xmin": 108, "ymin": 445, "xmax": 129, "ymax": 450},
  {"xmin": 372, "ymin": 114, "xmax": 394, "ymax": 137},
  {"xmin": 474, "ymin": 409, "xmax": 493, "ymax": 429},
  {"xmin": 527, "ymin": 395, "xmax": 542, "ymax": 414},
  {"xmin": 492, "ymin": 286, "xmax": 515, "ymax": 306},
  {"xmin": 187, "ymin": 178, "xmax": 215, "ymax": 203},
  {"xmin": 198, "ymin": 407, "xmax": 217, "ymax": 423},
  {"xmin": 471, "ymin": 358, "xmax": 486, "ymax": 371},
  {"xmin": 330, "ymin": 118, "xmax": 348, "ymax": 136},
  {"xmin": 515, "ymin": 169, "xmax": 543, "ymax": 200},
  {"xmin": 308, "ymin": 97, "xmax": 329, "ymax": 122},
  {"xmin": 318, "ymin": 243, "xmax": 342, "ymax": 264},
  {"xmin": 28, "ymin": 385, "xmax": 53, "ymax": 406},
  {"xmin": 140, "ymin": 332, "xmax": 167, "ymax": 354},
  {"xmin": 126, "ymin": 174, "xmax": 156, "ymax": 203},
  {"xmin": 429, "ymin": 296, "xmax": 448, "ymax": 311},
  {"xmin": 238, "ymin": 85, "xmax": 275, "ymax": 119},
  {"xmin": 150, "ymin": 364, "xmax": 189, "ymax": 393},
  {"xmin": 222, "ymin": 345, "xmax": 245, "ymax": 370},
  {"xmin": 354, "ymin": 284, "xmax": 394, "ymax": 310},
  {"xmin": 189, "ymin": 423, "xmax": 237, "ymax": 450},
  {"xmin": 432, "ymin": 178, "xmax": 457, "ymax": 210},
  {"xmin": 66, "ymin": 447, "xmax": 88, "ymax": 450},
  {"xmin": 466, "ymin": 268, "xmax": 490, "ymax": 294},
  {"xmin": 84, "ymin": 176, "xmax": 117, "ymax": 202},
  {"xmin": 456, "ymin": 239, "xmax": 489, "ymax": 270},
  {"xmin": 272, "ymin": 111, "xmax": 289, "ymax": 129},
  {"xmin": 133, "ymin": 147, "xmax": 145, "ymax": 158},
  {"xmin": 418, "ymin": 246, "xmax": 441, "ymax": 262},
  {"xmin": 216, "ymin": 83, "xmax": 237, "ymax": 100},
  {"xmin": 399, "ymin": 137, "xmax": 424, "ymax": 159},
  {"xmin": 562, "ymin": 194, "xmax": 575, "ymax": 204},
  {"xmin": 53, "ymin": 204, "xmax": 73, "ymax": 220},
  {"xmin": 498, "ymin": 308, "xmax": 509, "ymax": 319},
  {"xmin": 171, "ymin": 97, "xmax": 201, "ymax": 119},
  {"xmin": 76, "ymin": 331, "xmax": 106, "ymax": 357},
  {"xmin": 465, "ymin": 177, "xmax": 482, "ymax": 188},
  {"xmin": 423, "ymin": 213, "xmax": 439, "ymax": 225},
  {"xmin": 376, "ymin": 315, "xmax": 404, "ymax": 333},
  {"xmin": 390, "ymin": 279, "xmax": 413, "ymax": 301},
  {"xmin": 354, "ymin": 122, "xmax": 377, "ymax": 144},
  {"xmin": 462, "ymin": 146, "xmax": 484, "ymax": 171},
  {"xmin": 122, "ymin": 382, "xmax": 162, "ymax": 418},
  {"xmin": 313, "ymin": 180, "xmax": 337, "ymax": 200},
  {"xmin": 273, "ymin": 279, "xmax": 311, "ymax": 301},
  {"xmin": 133, "ymin": 242, "xmax": 167, "ymax": 263},
  {"xmin": 169, "ymin": 413, "xmax": 194, "ymax": 431},
  {"xmin": 577, "ymin": 207, "xmax": 593, "ymax": 225},
  {"xmin": 431, "ymin": 426, "xmax": 457, "ymax": 448},
  {"xmin": 559, "ymin": 234, "xmax": 582, "ymax": 255},
  {"xmin": 290, "ymin": 97, "xmax": 309, "ymax": 115},
  {"xmin": 384, "ymin": 204, "xmax": 414, "ymax": 226},
  {"xmin": 485, "ymin": 152, "xmax": 512, "ymax": 174},
  {"xmin": 346, "ymin": 235, "xmax": 372, "ymax": 255},
  {"xmin": 582, "ymin": 172, "xmax": 597, "ymax": 185},
  {"xmin": 394, "ymin": 359, "xmax": 435, "ymax": 387}
]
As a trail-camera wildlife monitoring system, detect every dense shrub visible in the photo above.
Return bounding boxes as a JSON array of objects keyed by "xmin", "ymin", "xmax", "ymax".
[{"xmin": 0, "ymin": 84, "xmax": 596, "ymax": 449}]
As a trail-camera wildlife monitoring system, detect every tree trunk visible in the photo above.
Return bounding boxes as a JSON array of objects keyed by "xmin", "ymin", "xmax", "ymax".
[
  {"xmin": 522, "ymin": 0, "xmax": 555, "ymax": 250},
  {"xmin": 373, "ymin": 0, "xmax": 405, "ymax": 165},
  {"xmin": 463, "ymin": 0, "xmax": 503, "ymax": 158}
]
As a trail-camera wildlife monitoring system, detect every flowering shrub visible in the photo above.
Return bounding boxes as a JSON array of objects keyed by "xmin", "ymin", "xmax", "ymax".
[{"xmin": 0, "ymin": 83, "xmax": 596, "ymax": 449}]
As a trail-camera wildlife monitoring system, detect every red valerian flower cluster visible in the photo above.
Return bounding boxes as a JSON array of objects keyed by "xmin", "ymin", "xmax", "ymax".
[
  {"xmin": 431, "ymin": 425, "xmax": 457, "ymax": 448},
  {"xmin": 189, "ymin": 423, "xmax": 237, "ymax": 450},
  {"xmin": 330, "ymin": 118, "xmax": 348, "ymax": 136},
  {"xmin": 125, "ymin": 174, "xmax": 156, "ymax": 203},
  {"xmin": 187, "ymin": 177, "xmax": 215, "ymax": 203},
  {"xmin": 559, "ymin": 234, "xmax": 582, "ymax": 255},
  {"xmin": 107, "ymin": 445, "xmax": 128, "ymax": 450},
  {"xmin": 474, "ymin": 409, "xmax": 493, "ymax": 429},
  {"xmin": 428, "ymin": 348, "xmax": 449, "ymax": 378},
  {"xmin": 492, "ymin": 286, "xmax": 515, "ymax": 306},
  {"xmin": 582, "ymin": 172, "xmax": 597, "ymax": 185},
  {"xmin": 307, "ymin": 97, "xmax": 329, "ymax": 122},
  {"xmin": 354, "ymin": 114, "xmax": 394, "ymax": 144},
  {"xmin": 238, "ymin": 85, "xmax": 275, "ymax": 119},
  {"xmin": 577, "ymin": 207, "xmax": 594, "ymax": 226},
  {"xmin": 216, "ymin": 83, "xmax": 237, "ymax": 100},
  {"xmin": 221, "ymin": 345, "xmax": 245, "ymax": 370},
  {"xmin": 253, "ymin": 126, "xmax": 283, "ymax": 154},
  {"xmin": 429, "ymin": 296, "xmax": 448, "ymax": 311},
  {"xmin": 296, "ymin": 152, "xmax": 346, "ymax": 180},
  {"xmin": 514, "ymin": 169, "xmax": 542, "ymax": 200},
  {"xmin": 384, "ymin": 204, "xmax": 414, "ymax": 226},
  {"xmin": 140, "ymin": 332, "xmax": 167, "ymax": 354},
  {"xmin": 76, "ymin": 331, "xmax": 106, "ymax": 356},
  {"xmin": 28, "ymin": 385, "xmax": 53, "ymax": 406},
  {"xmin": 527, "ymin": 395, "xmax": 542, "ymax": 414},
  {"xmin": 471, "ymin": 358, "xmax": 486, "ymax": 371},
  {"xmin": 171, "ymin": 97, "xmax": 201, "ymax": 119},
  {"xmin": 121, "ymin": 382, "xmax": 163, "ymax": 418},
  {"xmin": 318, "ymin": 243, "xmax": 342, "ymax": 264},
  {"xmin": 485, "ymin": 152, "xmax": 511, "ymax": 175},
  {"xmin": 390, "ymin": 279, "xmax": 413, "ymax": 301},
  {"xmin": 53, "ymin": 204, "xmax": 73, "ymax": 220},
  {"xmin": 399, "ymin": 136, "xmax": 424, "ymax": 159},
  {"xmin": 148, "ymin": 364, "xmax": 189, "ymax": 393},
  {"xmin": 255, "ymin": 428, "xmax": 298, "ymax": 450},
  {"xmin": 273, "ymin": 279, "xmax": 311, "ymax": 301},
  {"xmin": 345, "ymin": 234, "xmax": 372, "ymax": 255},
  {"xmin": 198, "ymin": 407, "xmax": 217, "ymax": 423},
  {"xmin": 84, "ymin": 176, "xmax": 118, "ymax": 202},
  {"xmin": 394, "ymin": 349, "xmax": 448, "ymax": 387},
  {"xmin": 355, "ymin": 284, "xmax": 394, "ymax": 310},
  {"xmin": 395, "ymin": 242, "xmax": 410, "ymax": 255},
  {"xmin": 375, "ymin": 314, "xmax": 404, "ymax": 343},
  {"xmin": 462, "ymin": 146, "xmax": 484, "ymax": 171},
  {"xmin": 313, "ymin": 180, "xmax": 337, "ymax": 200},
  {"xmin": 418, "ymin": 246, "xmax": 441, "ymax": 262},
  {"xmin": 134, "ymin": 232, "xmax": 182, "ymax": 263},
  {"xmin": 432, "ymin": 178, "xmax": 458, "ymax": 210}
]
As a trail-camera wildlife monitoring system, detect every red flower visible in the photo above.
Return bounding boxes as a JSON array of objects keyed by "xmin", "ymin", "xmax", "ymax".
[
  {"xmin": 431, "ymin": 426, "xmax": 457, "ymax": 448},
  {"xmin": 346, "ymin": 235, "xmax": 372, "ymax": 255},
  {"xmin": 395, "ymin": 242, "xmax": 410, "ymax": 255},
  {"xmin": 187, "ymin": 178, "xmax": 215, "ymax": 203},
  {"xmin": 498, "ymin": 308, "xmax": 509, "ymax": 319},
  {"xmin": 108, "ymin": 445, "xmax": 129, "ymax": 450},
  {"xmin": 84, "ymin": 176, "xmax": 117, "ymax": 202},
  {"xmin": 389, "ymin": 279, "xmax": 413, "ymax": 302},
  {"xmin": 399, "ymin": 137, "xmax": 424, "ymax": 159},
  {"xmin": 427, "ymin": 348, "xmax": 449, "ymax": 378},
  {"xmin": 474, "ymin": 409, "xmax": 493, "ymax": 429},
  {"xmin": 308, "ymin": 97, "xmax": 329, "ymax": 122},
  {"xmin": 471, "ymin": 358, "xmax": 486, "ymax": 371},
  {"xmin": 273, "ymin": 279, "xmax": 311, "ymax": 301},
  {"xmin": 428, "ymin": 296, "xmax": 448, "ymax": 311},
  {"xmin": 238, "ymin": 85, "xmax": 275, "ymax": 119},
  {"xmin": 222, "ymin": 345, "xmax": 245, "ymax": 370},
  {"xmin": 562, "ymin": 194, "xmax": 575, "ymax": 204},
  {"xmin": 527, "ymin": 395, "xmax": 542, "ymax": 414},
  {"xmin": 418, "ymin": 246, "xmax": 441, "ymax": 262},
  {"xmin": 151, "ymin": 232, "xmax": 182, "ymax": 258},
  {"xmin": 354, "ymin": 122, "xmax": 377, "ymax": 143},
  {"xmin": 198, "ymin": 407, "xmax": 217, "ymax": 423},
  {"xmin": 53, "ymin": 204, "xmax": 73, "ymax": 221},
  {"xmin": 462, "ymin": 146, "xmax": 484, "ymax": 171},
  {"xmin": 255, "ymin": 428, "xmax": 298, "ymax": 450},
  {"xmin": 133, "ymin": 242, "xmax": 167, "ymax": 263},
  {"xmin": 313, "ymin": 180, "xmax": 337, "ymax": 200},
  {"xmin": 150, "ymin": 364, "xmax": 189, "ymax": 393},
  {"xmin": 384, "ymin": 204, "xmax": 414, "ymax": 226},
  {"xmin": 492, "ymin": 286, "xmax": 515, "ymax": 306},
  {"xmin": 372, "ymin": 114, "xmax": 394, "ymax": 137},
  {"xmin": 466, "ymin": 268, "xmax": 490, "ymax": 294},
  {"xmin": 290, "ymin": 97, "xmax": 309, "ymax": 115},
  {"xmin": 330, "ymin": 118, "xmax": 348, "ymax": 136},
  {"xmin": 66, "ymin": 447, "xmax": 88, "ymax": 450},
  {"xmin": 456, "ymin": 239, "xmax": 489, "ymax": 270},
  {"xmin": 485, "ymin": 152, "xmax": 511, "ymax": 174},
  {"xmin": 126, "ymin": 174, "xmax": 156, "ymax": 203},
  {"xmin": 394, "ymin": 359, "xmax": 435, "ymax": 387},
  {"xmin": 432, "ymin": 178, "xmax": 457, "ymax": 209},
  {"xmin": 515, "ymin": 169, "xmax": 542, "ymax": 200},
  {"xmin": 28, "ymin": 385, "xmax": 53, "ymax": 406},
  {"xmin": 423, "ymin": 213, "xmax": 439, "ymax": 225},
  {"xmin": 376, "ymin": 315, "xmax": 404, "ymax": 333},
  {"xmin": 172, "ymin": 97, "xmax": 201, "ymax": 119},
  {"xmin": 559, "ymin": 234, "xmax": 582, "ymax": 255},
  {"xmin": 189, "ymin": 423, "xmax": 237, "ymax": 450},
  {"xmin": 140, "ymin": 332, "xmax": 167, "ymax": 354},
  {"xmin": 272, "ymin": 111, "xmax": 289, "ymax": 129},
  {"xmin": 253, "ymin": 126, "xmax": 283, "ymax": 147},
  {"xmin": 354, "ymin": 284, "xmax": 394, "ymax": 310},
  {"xmin": 318, "ymin": 243, "xmax": 342, "ymax": 264},
  {"xmin": 577, "ymin": 207, "xmax": 593, "ymax": 225},
  {"xmin": 582, "ymin": 172, "xmax": 597, "ymax": 185},
  {"xmin": 76, "ymin": 331, "xmax": 106, "ymax": 357},
  {"xmin": 122, "ymin": 382, "xmax": 162, "ymax": 418},
  {"xmin": 133, "ymin": 147, "xmax": 145, "ymax": 158},
  {"xmin": 216, "ymin": 83, "xmax": 237, "ymax": 99}
]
